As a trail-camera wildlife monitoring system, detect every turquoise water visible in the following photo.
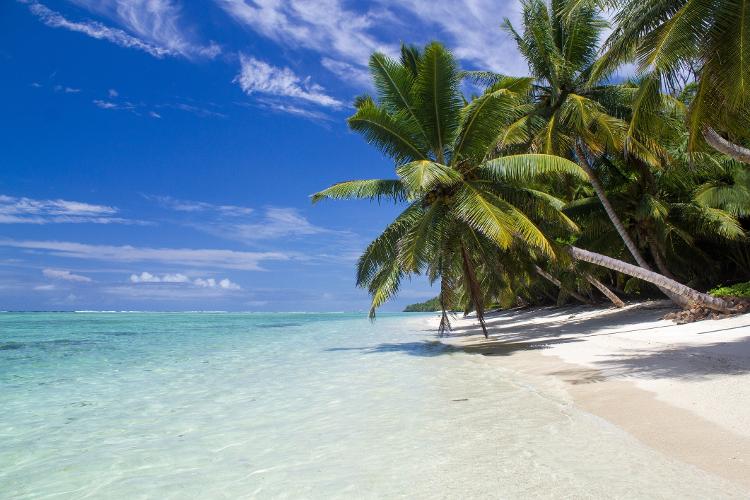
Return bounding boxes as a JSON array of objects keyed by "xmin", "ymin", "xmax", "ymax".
[{"xmin": 0, "ymin": 312, "xmax": 745, "ymax": 499}]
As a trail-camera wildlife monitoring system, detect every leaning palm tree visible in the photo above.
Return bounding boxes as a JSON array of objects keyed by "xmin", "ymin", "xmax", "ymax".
[
  {"xmin": 499, "ymin": 0, "xmax": 694, "ymax": 306},
  {"xmin": 313, "ymin": 43, "xmax": 587, "ymax": 334},
  {"xmin": 313, "ymin": 42, "xmax": 733, "ymax": 330}
]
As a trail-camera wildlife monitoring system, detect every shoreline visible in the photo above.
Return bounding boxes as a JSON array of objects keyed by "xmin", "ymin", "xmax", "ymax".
[{"xmin": 434, "ymin": 301, "xmax": 750, "ymax": 489}]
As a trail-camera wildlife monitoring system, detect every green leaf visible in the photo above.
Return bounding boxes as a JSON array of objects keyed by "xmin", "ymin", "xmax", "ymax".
[
  {"xmin": 348, "ymin": 97, "xmax": 428, "ymax": 164},
  {"xmin": 478, "ymin": 154, "xmax": 587, "ymax": 182},
  {"xmin": 396, "ymin": 160, "xmax": 462, "ymax": 192},
  {"xmin": 311, "ymin": 179, "xmax": 409, "ymax": 204}
]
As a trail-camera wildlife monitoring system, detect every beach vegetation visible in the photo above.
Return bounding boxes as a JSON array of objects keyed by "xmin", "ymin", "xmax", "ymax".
[{"xmin": 314, "ymin": 0, "xmax": 750, "ymax": 328}]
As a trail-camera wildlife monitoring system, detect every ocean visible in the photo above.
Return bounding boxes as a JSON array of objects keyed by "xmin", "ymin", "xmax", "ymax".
[{"xmin": 0, "ymin": 312, "xmax": 743, "ymax": 498}]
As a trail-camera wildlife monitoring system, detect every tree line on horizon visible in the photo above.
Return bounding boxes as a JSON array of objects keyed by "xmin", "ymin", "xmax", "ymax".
[{"xmin": 313, "ymin": 0, "xmax": 750, "ymax": 335}]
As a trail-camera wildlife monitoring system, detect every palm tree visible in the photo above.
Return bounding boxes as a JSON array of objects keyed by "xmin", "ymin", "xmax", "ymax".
[
  {"xmin": 583, "ymin": 0, "xmax": 750, "ymax": 162},
  {"xmin": 313, "ymin": 43, "xmax": 587, "ymax": 334},
  {"xmin": 313, "ymin": 42, "xmax": 734, "ymax": 331},
  {"xmin": 500, "ymin": 0, "xmax": 693, "ymax": 306}
]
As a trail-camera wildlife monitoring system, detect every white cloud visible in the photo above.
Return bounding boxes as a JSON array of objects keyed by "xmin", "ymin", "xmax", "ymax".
[
  {"xmin": 108, "ymin": 88, "xmax": 119, "ymax": 97},
  {"xmin": 146, "ymin": 195, "xmax": 254, "ymax": 216},
  {"xmin": 195, "ymin": 207, "xmax": 335, "ymax": 243},
  {"xmin": 158, "ymin": 102, "xmax": 227, "ymax": 118},
  {"xmin": 130, "ymin": 271, "xmax": 190, "ymax": 283},
  {"xmin": 129, "ymin": 272, "xmax": 241, "ymax": 290},
  {"xmin": 0, "ymin": 194, "xmax": 140, "ymax": 225},
  {"xmin": 253, "ymin": 99, "xmax": 332, "ymax": 121},
  {"xmin": 218, "ymin": 278, "xmax": 240, "ymax": 290},
  {"xmin": 218, "ymin": 0, "xmax": 528, "ymax": 82},
  {"xmin": 43, "ymin": 268, "xmax": 93, "ymax": 282},
  {"xmin": 93, "ymin": 97, "xmax": 225, "ymax": 118},
  {"xmin": 23, "ymin": 0, "xmax": 220, "ymax": 59},
  {"xmin": 23, "ymin": 1, "xmax": 174, "ymax": 58},
  {"xmin": 217, "ymin": 0, "xmax": 395, "ymax": 72},
  {"xmin": 234, "ymin": 54, "xmax": 342, "ymax": 109},
  {"xmin": 54, "ymin": 85, "xmax": 81, "ymax": 93},
  {"xmin": 0, "ymin": 239, "xmax": 289, "ymax": 271},
  {"xmin": 93, "ymin": 99, "xmax": 119, "ymax": 109},
  {"xmin": 320, "ymin": 57, "xmax": 372, "ymax": 88},
  {"xmin": 194, "ymin": 277, "xmax": 241, "ymax": 290},
  {"xmin": 387, "ymin": 0, "xmax": 526, "ymax": 74}
]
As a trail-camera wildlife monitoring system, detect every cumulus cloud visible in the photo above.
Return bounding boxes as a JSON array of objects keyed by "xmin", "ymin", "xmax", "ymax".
[
  {"xmin": 234, "ymin": 54, "xmax": 342, "ymax": 109},
  {"xmin": 0, "ymin": 239, "xmax": 289, "ymax": 271},
  {"xmin": 0, "ymin": 194, "xmax": 140, "ymax": 225},
  {"xmin": 194, "ymin": 277, "xmax": 241, "ymax": 290},
  {"xmin": 130, "ymin": 272, "xmax": 241, "ymax": 290},
  {"xmin": 43, "ymin": 268, "xmax": 93, "ymax": 282},
  {"xmin": 129, "ymin": 271, "xmax": 190, "ymax": 283},
  {"xmin": 23, "ymin": 0, "xmax": 220, "ymax": 59}
]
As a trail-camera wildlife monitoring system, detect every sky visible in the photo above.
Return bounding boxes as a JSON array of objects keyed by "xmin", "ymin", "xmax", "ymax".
[{"xmin": 0, "ymin": 0, "xmax": 531, "ymax": 312}]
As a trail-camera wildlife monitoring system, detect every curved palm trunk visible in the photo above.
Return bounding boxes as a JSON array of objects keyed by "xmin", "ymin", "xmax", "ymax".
[
  {"xmin": 567, "ymin": 246, "xmax": 733, "ymax": 312},
  {"xmin": 575, "ymin": 142, "xmax": 690, "ymax": 308},
  {"xmin": 644, "ymin": 229, "xmax": 677, "ymax": 280},
  {"xmin": 703, "ymin": 127, "xmax": 750, "ymax": 164},
  {"xmin": 534, "ymin": 265, "xmax": 592, "ymax": 305},
  {"xmin": 461, "ymin": 243, "xmax": 489, "ymax": 338},
  {"xmin": 585, "ymin": 274, "xmax": 625, "ymax": 308}
]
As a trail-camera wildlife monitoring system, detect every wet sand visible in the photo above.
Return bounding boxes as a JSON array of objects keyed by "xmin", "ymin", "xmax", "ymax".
[{"xmin": 435, "ymin": 301, "xmax": 750, "ymax": 489}]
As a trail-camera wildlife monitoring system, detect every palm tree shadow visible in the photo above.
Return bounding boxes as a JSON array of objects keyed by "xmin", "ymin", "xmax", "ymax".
[
  {"xmin": 565, "ymin": 338, "xmax": 750, "ymax": 382},
  {"xmin": 326, "ymin": 337, "xmax": 582, "ymax": 357},
  {"xmin": 328, "ymin": 303, "xmax": 750, "ymax": 381}
]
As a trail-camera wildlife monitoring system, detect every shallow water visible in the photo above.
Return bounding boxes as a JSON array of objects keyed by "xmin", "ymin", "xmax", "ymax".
[{"xmin": 0, "ymin": 312, "xmax": 744, "ymax": 499}]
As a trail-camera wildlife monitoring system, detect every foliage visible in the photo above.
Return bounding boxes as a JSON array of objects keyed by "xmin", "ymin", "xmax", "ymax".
[
  {"xmin": 313, "ymin": 42, "xmax": 584, "ymax": 334},
  {"xmin": 710, "ymin": 282, "xmax": 750, "ymax": 298},
  {"xmin": 403, "ymin": 297, "xmax": 442, "ymax": 312},
  {"xmin": 311, "ymin": 0, "xmax": 750, "ymax": 325}
]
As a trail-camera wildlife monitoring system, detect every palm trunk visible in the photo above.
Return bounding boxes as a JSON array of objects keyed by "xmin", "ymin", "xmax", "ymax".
[
  {"xmin": 461, "ymin": 243, "xmax": 489, "ymax": 338},
  {"xmin": 644, "ymin": 229, "xmax": 677, "ymax": 280},
  {"xmin": 534, "ymin": 265, "xmax": 591, "ymax": 304},
  {"xmin": 567, "ymin": 246, "xmax": 732, "ymax": 312},
  {"xmin": 703, "ymin": 127, "xmax": 750, "ymax": 164},
  {"xmin": 438, "ymin": 274, "xmax": 452, "ymax": 336},
  {"xmin": 575, "ymin": 142, "xmax": 690, "ymax": 308},
  {"xmin": 585, "ymin": 274, "xmax": 625, "ymax": 308}
]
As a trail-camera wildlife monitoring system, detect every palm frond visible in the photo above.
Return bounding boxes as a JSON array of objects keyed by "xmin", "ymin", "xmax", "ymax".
[
  {"xmin": 311, "ymin": 179, "xmax": 408, "ymax": 204},
  {"xmin": 478, "ymin": 154, "xmax": 587, "ymax": 182},
  {"xmin": 396, "ymin": 160, "xmax": 462, "ymax": 192},
  {"xmin": 348, "ymin": 97, "xmax": 429, "ymax": 163}
]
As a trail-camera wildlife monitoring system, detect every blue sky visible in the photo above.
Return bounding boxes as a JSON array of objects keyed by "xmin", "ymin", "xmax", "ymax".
[{"xmin": 0, "ymin": 0, "xmax": 529, "ymax": 312}]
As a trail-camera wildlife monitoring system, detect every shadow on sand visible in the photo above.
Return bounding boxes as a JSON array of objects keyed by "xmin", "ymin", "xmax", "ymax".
[{"xmin": 326, "ymin": 303, "xmax": 750, "ymax": 381}]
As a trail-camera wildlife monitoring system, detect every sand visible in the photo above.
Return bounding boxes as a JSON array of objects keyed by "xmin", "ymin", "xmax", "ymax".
[{"xmin": 434, "ymin": 301, "xmax": 750, "ymax": 489}]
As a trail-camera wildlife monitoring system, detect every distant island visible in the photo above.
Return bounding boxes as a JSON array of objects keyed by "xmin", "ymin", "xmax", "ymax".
[{"xmin": 403, "ymin": 297, "xmax": 441, "ymax": 312}]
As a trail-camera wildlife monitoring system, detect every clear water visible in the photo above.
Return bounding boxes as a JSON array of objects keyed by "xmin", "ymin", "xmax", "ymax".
[{"xmin": 0, "ymin": 312, "xmax": 744, "ymax": 499}]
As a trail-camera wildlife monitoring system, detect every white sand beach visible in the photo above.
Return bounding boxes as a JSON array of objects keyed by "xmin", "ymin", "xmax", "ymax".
[{"xmin": 435, "ymin": 301, "xmax": 750, "ymax": 489}]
